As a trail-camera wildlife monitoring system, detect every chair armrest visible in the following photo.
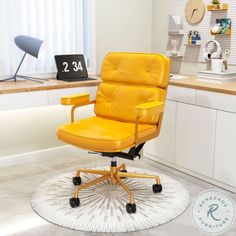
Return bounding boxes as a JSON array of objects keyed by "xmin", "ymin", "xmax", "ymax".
[
  {"xmin": 61, "ymin": 93, "xmax": 90, "ymax": 105},
  {"xmin": 134, "ymin": 101, "xmax": 164, "ymax": 144},
  {"xmin": 135, "ymin": 101, "xmax": 164, "ymax": 120},
  {"xmin": 61, "ymin": 93, "xmax": 95, "ymax": 123}
]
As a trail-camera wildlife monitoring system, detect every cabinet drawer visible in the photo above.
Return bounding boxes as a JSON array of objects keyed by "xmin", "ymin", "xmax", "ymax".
[
  {"xmin": 0, "ymin": 91, "xmax": 48, "ymax": 111},
  {"xmin": 167, "ymin": 85, "xmax": 196, "ymax": 104},
  {"xmin": 197, "ymin": 90, "xmax": 236, "ymax": 113}
]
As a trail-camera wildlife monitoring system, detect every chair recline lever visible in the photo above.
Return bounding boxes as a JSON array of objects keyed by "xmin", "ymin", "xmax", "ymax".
[
  {"xmin": 100, "ymin": 143, "xmax": 145, "ymax": 161},
  {"xmin": 88, "ymin": 151, "xmax": 102, "ymax": 155}
]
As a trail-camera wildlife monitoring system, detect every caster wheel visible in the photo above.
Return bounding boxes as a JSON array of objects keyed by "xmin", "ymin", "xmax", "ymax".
[
  {"xmin": 69, "ymin": 197, "xmax": 80, "ymax": 208},
  {"xmin": 120, "ymin": 169, "xmax": 127, "ymax": 179},
  {"xmin": 152, "ymin": 184, "xmax": 162, "ymax": 193},
  {"xmin": 126, "ymin": 203, "xmax": 136, "ymax": 214},
  {"xmin": 72, "ymin": 176, "xmax": 81, "ymax": 186}
]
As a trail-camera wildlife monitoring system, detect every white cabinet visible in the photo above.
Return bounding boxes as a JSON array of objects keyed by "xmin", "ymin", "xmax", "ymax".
[
  {"xmin": 167, "ymin": 85, "xmax": 196, "ymax": 104},
  {"xmin": 0, "ymin": 86, "xmax": 98, "ymax": 111},
  {"xmin": 144, "ymin": 85, "xmax": 236, "ymax": 192},
  {"xmin": 144, "ymin": 100, "xmax": 176, "ymax": 164},
  {"xmin": 197, "ymin": 90, "xmax": 236, "ymax": 113},
  {"xmin": 0, "ymin": 91, "xmax": 48, "ymax": 111},
  {"xmin": 175, "ymin": 103, "xmax": 216, "ymax": 178},
  {"xmin": 214, "ymin": 111, "xmax": 236, "ymax": 188}
]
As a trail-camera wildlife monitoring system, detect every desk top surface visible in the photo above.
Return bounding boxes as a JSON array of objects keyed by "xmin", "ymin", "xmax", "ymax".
[
  {"xmin": 1, "ymin": 74, "xmax": 236, "ymax": 96},
  {"xmin": 0, "ymin": 75, "xmax": 101, "ymax": 94},
  {"xmin": 169, "ymin": 75, "xmax": 236, "ymax": 95}
]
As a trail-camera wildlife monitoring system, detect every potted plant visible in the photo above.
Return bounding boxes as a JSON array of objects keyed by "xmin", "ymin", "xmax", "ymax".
[{"xmin": 212, "ymin": 0, "xmax": 220, "ymax": 9}]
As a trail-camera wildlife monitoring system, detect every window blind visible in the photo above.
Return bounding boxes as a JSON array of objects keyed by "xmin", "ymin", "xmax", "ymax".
[{"xmin": 0, "ymin": 0, "xmax": 87, "ymax": 76}]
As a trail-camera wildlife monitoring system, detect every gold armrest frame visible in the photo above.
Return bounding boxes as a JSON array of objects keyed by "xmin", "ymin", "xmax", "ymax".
[
  {"xmin": 70, "ymin": 100, "xmax": 95, "ymax": 123},
  {"xmin": 60, "ymin": 93, "xmax": 95, "ymax": 123}
]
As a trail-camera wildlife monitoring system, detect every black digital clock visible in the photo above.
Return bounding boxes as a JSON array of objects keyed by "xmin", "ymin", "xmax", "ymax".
[{"xmin": 54, "ymin": 54, "xmax": 95, "ymax": 82}]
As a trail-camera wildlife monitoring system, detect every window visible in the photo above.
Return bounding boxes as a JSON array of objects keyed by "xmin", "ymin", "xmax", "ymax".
[{"xmin": 0, "ymin": 0, "xmax": 94, "ymax": 77}]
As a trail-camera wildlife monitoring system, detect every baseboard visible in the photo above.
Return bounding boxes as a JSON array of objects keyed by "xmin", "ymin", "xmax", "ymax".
[
  {"xmin": 145, "ymin": 153, "xmax": 236, "ymax": 194},
  {"xmin": 144, "ymin": 153, "xmax": 175, "ymax": 168},
  {"xmin": 0, "ymin": 145, "xmax": 74, "ymax": 168}
]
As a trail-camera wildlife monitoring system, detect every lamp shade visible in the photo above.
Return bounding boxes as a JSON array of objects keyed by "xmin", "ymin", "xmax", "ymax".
[{"xmin": 14, "ymin": 35, "xmax": 43, "ymax": 58}]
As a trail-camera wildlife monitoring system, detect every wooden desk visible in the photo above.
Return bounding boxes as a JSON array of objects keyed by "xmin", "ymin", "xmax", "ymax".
[
  {"xmin": 2, "ymin": 74, "xmax": 236, "ymax": 96},
  {"xmin": 0, "ymin": 76, "xmax": 101, "ymax": 111},
  {"xmin": 0, "ymin": 76, "xmax": 101, "ymax": 94}
]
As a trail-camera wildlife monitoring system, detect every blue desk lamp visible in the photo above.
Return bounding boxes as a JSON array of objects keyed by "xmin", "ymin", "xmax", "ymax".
[{"xmin": 0, "ymin": 35, "xmax": 47, "ymax": 83}]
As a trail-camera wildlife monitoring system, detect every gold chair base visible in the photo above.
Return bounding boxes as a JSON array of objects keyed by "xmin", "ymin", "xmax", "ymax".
[{"xmin": 70, "ymin": 162, "xmax": 162, "ymax": 213}]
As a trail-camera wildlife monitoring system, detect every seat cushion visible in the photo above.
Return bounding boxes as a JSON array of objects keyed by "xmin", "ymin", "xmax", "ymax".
[{"xmin": 57, "ymin": 116, "xmax": 158, "ymax": 152}]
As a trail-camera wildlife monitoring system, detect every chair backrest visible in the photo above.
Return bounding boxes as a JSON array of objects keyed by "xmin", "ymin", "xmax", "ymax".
[{"xmin": 95, "ymin": 52, "xmax": 170, "ymax": 124}]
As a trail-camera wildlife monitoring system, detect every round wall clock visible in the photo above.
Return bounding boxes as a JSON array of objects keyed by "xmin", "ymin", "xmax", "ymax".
[{"xmin": 185, "ymin": 0, "xmax": 205, "ymax": 24}]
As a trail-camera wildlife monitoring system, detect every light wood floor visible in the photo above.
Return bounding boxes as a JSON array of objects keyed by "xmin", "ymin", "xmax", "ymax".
[{"xmin": 0, "ymin": 147, "xmax": 235, "ymax": 236}]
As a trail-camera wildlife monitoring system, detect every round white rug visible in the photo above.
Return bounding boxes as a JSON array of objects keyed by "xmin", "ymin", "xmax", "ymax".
[{"xmin": 31, "ymin": 167, "xmax": 189, "ymax": 232}]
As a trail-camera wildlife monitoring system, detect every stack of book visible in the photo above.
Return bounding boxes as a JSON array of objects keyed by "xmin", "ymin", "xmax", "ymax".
[{"xmin": 197, "ymin": 71, "xmax": 236, "ymax": 83}]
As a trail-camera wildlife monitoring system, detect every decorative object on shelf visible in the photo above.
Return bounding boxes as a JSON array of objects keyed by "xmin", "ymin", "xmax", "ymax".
[
  {"xmin": 185, "ymin": 0, "xmax": 205, "ymax": 24},
  {"xmin": 168, "ymin": 39, "xmax": 181, "ymax": 57},
  {"xmin": 211, "ymin": 23, "xmax": 222, "ymax": 34},
  {"xmin": 0, "ymin": 35, "xmax": 46, "ymax": 83},
  {"xmin": 204, "ymin": 40, "xmax": 222, "ymax": 61},
  {"xmin": 169, "ymin": 74, "xmax": 188, "ymax": 80},
  {"xmin": 168, "ymin": 15, "xmax": 184, "ymax": 34},
  {"xmin": 197, "ymin": 70, "xmax": 236, "ymax": 83},
  {"xmin": 212, "ymin": 0, "xmax": 220, "ymax": 5},
  {"xmin": 200, "ymin": 40, "xmax": 236, "ymax": 81},
  {"xmin": 207, "ymin": 2, "xmax": 228, "ymax": 11},
  {"xmin": 222, "ymin": 48, "xmax": 230, "ymax": 69},
  {"xmin": 224, "ymin": 48, "xmax": 231, "ymax": 57},
  {"xmin": 211, "ymin": 58, "xmax": 228, "ymax": 73},
  {"xmin": 187, "ymin": 30, "xmax": 201, "ymax": 45},
  {"xmin": 211, "ymin": 18, "xmax": 231, "ymax": 35}
]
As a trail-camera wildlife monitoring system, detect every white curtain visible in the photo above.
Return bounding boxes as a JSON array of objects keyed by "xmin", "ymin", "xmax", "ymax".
[{"xmin": 0, "ymin": 0, "xmax": 84, "ymax": 76}]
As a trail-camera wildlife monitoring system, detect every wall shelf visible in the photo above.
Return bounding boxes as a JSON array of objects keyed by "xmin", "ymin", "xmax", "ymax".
[
  {"xmin": 166, "ymin": 52, "xmax": 183, "ymax": 58},
  {"xmin": 211, "ymin": 30, "xmax": 232, "ymax": 36},
  {"xmin": 207, "ymin": 3, "xmax": 228, "ymax": 11},
  {"xmin": 168, "ymin": 30, "xmax": 184, "ymax": 35},
  {"xmin": 184, "ymin": 43, "xmax": 201, "ymax": 46}
]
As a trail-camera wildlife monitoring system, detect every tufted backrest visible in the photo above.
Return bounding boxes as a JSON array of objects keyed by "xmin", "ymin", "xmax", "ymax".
[{"xmin": 95, "ymin": 53, "xmax": 170, "ymax": 124}]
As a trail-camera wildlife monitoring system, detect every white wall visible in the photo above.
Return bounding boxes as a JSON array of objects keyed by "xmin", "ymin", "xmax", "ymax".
[
  {"xmin": 151, "ymin": 0, "xmax": 236, "ymax": 74},
  {"xmin": 95, "ymin": 0, "xmax": 153, "ymax": 73},
  {"xmin": 151, "ymin": 0, "xmax": 168, "ymax": 55},
  {"xmin": 151, "ymin": 0, "xmax": 205, "ymax": 74}
]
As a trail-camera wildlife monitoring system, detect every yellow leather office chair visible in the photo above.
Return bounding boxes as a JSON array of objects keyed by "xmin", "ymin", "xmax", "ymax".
[{"xmin": 57, "ymin": 52, "xmax": 170, "ymax": 214}]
